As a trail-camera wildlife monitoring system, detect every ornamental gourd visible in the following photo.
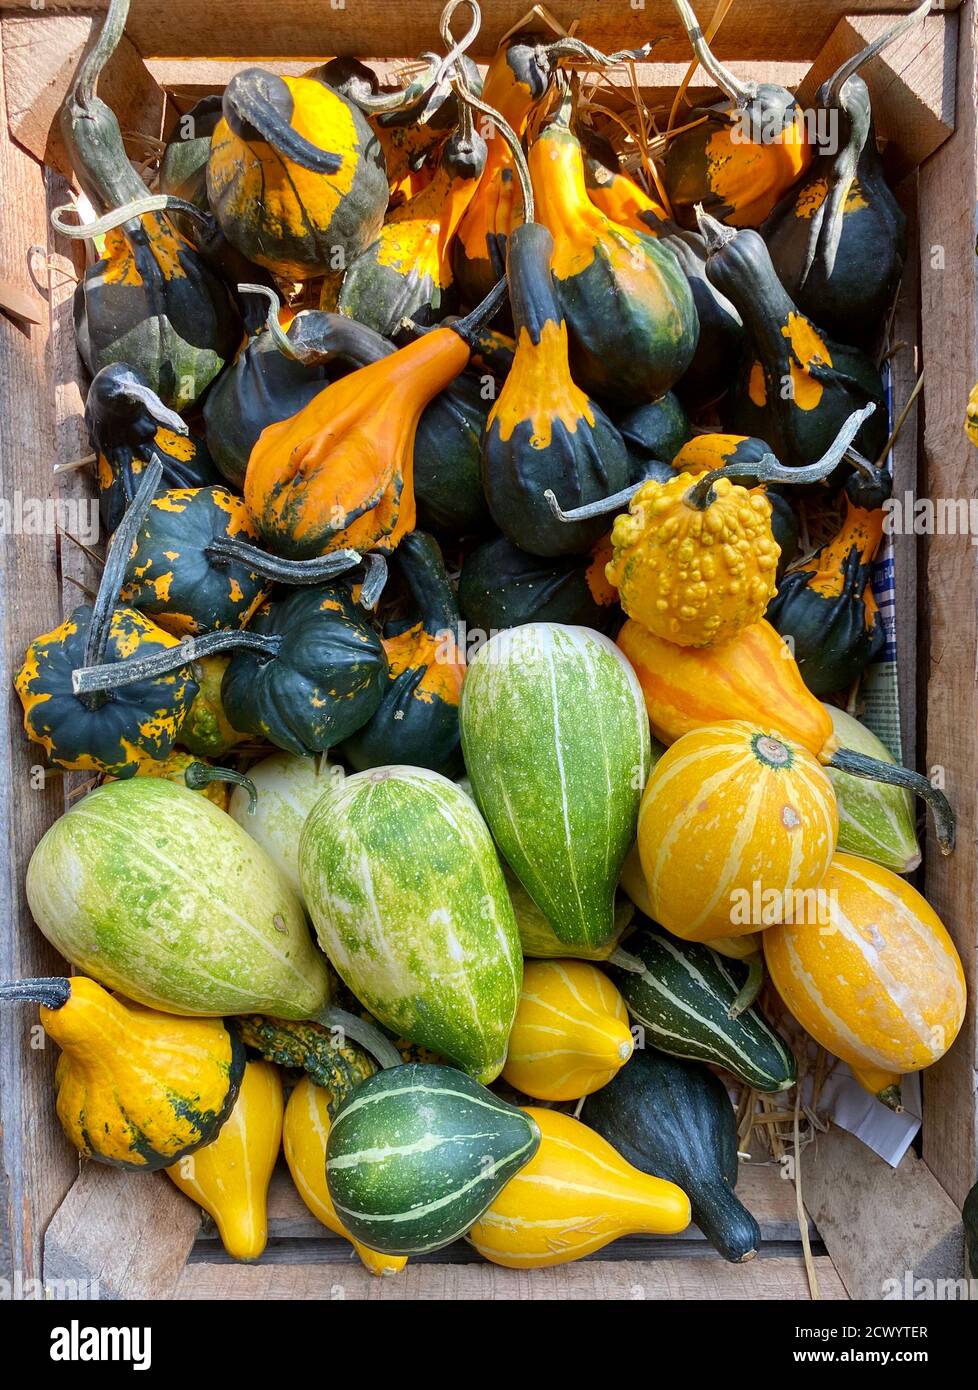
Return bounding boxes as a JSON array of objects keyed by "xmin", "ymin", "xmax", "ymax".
[
  {"xmin": 0, "ymin": 977, "xmax": 244, "ymax": 1170},
  {"xmin": 86, "ymin": 364, "xmax": 219, "ymax": 534},
  {"xmin": 581, "ymin": 130, "xmax": 668, "ymax": 229},
  {"xmin": 637, "ymin": 722, "xmax": 838, "ymax": 941},
  {"xmin": 178, "ymin": 656, "xmax": 248, "ymax": 758},
  {"xmin": 166, "ymin": 1060, "xmax": 284, "ymax": 1261},
  {"xmin": 229, "ymin": 752, "xmax": 340, "ymax": 897},
  {"xmin": 207, "ymin": 67, "xmax": 388, "ymax": 280},
  {"xmin": 236, "ymin": 1015, "xmax": 375, "ymax": 1109},
  {"xmin": 764, "ymin": 853, "xmax": 967, "ymax": 1109},
  {"xmin": 615, "ymin": 616, "xmax": 955, "ymax": 854},
  {"xmin": 762, "ymin": 4, "xmax": 928, "ymax": 345},
  {"xmin": 502, "ymin": 961, "xmax": 634, "ymax": 1101},
  {"xmin": 283, "ymin": 1076, "xmax": 407, "ymax": 1276},
  {"xmin": 468, "ymin": 1108, "xmax": 690, "ymax": 1268},
  {"xmin": 59, "ymin": 0, "xmax": 237, "ymax": 408},
  {"xmin": 106, "ymin": 750, "xmax": 256, "ymax": 813},
  {"xmin": 824, "ymin": 705, "xmax": 920, "ymax": 873},
  {"xmin": 458, "ymin": 533, "xmax": 617, "ymax": 632},
  {"xmin": 766, "ymin": 501, "xmax": 884, "ymax": 694},
  {"xmin": 343, "ymin": 532, "xmax": 465, "ymax": 776},
  {"xmin": 530, "ymin": 90, "xmax": 698, "ymax": 405},
  {"xmin": 482, "ymin": 222, "xmax": 631, "ymax": 557},
  {"xmin": 663, "ymin": 0, "xmax": 811, "ymax": 229}
]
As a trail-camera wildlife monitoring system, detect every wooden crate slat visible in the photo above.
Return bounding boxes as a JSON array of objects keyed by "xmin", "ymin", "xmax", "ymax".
[{"xmin": 175, "ymin": 1253, "xmax": 847, "ymax": 1300}]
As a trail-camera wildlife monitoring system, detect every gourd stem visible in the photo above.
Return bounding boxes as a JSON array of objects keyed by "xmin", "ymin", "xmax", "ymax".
[
  {"xmin": 205, "ymin": 537, "xmax": 363, "ymax": 584},
  {"xmin": 238, "ymin": 283, "xmax": 295, "ymax": 356},
  {"xmin": 240, "ymin": 283, "xmax": 394, "ymax": 369},
  {"xmin": 670, "ymin": 0, "xmax": 756, "ymax": 104},
  {"xmin": 359, "ymin": 553, "xmax": 389, "ymax": 611},
  {"xmin": 727, "ymin": 954, "xmax": 764, "ymax": 1019},
  {"xmin": 350, "ymin": 0, "xmax": 481, "ymax": 116},
  {"xmin": 72, "ymin": 630, "xmax": 282, "ymax": 697},
  {"xmin": 876, "ymin": 1084, "xmax": 904, "ymax": 1113},
  {"xmin": 74, "ymin": 0, "xmax": 128, "ymax": 110},
  {"xmin": 544, "ymin": 37, "xmax": 654, "ymax": 67},
  {"xmin": 310, "ymin": 1007, "xmax": 404, "ymax": 1070},
  {"xmin": 223, "ymin": 70, "xmax": 343, "ymax": 174},
  {"xmin": 183, "ymin": 763, "xmax": 258, "ymax": 814},
  {"xmin": 82, "ymin": 455, "xmax": 164, "ymax": 696},
  {"xmin": 0, "ymin": 977, "xmax": 72, "ymax": 1010},
  {"xmin": 451, "ymin": 67, "xmax": 534, "ymax": 226},
  {"xmin": 827, "ymin": 748, "xmax": 955, "ymax": 855},
  {"xmin": 607, "ymin": 948, "xmax": 647, "ymax": 974},
  {"xmin": 823, "ymin": 0, "xmax": 930, "ymax": 106},
  {"xmin": 449, "ymin": 274, "xmax": 510, "ymax": 348},
  {"xmin": 51, "ymin": 193, "xmax": 214, "ymax": 241},
  {"xmin": 544, "ymin": 482, "xmax": 637, "ymax": 525},
  {"xmin": 694, "ymin": 205, "xmax": 739, "ymax": 251}
]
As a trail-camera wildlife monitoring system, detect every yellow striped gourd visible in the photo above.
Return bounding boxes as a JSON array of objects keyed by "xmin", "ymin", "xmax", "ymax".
[
  {"xmin": 637, "ymin": 721, "xmax": 838, "ymax": 941},
  {"xmin": 282, "ymin": 1076, "xmax": 407, "ymax": 1276},
  {"xmin": 502, "ymin": 961, "xmax": 634, "ymax": 1101},
  {"xmin": 764, "ymin": 853, "xmax": 966, "ymax": 1109},
  {"xmin": 467, "ymin": 1108, "xmax": 690, "ymax": 1267}
]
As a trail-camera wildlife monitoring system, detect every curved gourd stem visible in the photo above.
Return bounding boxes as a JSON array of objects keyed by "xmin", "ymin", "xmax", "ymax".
[
  {"xmin": 449, "ymin": 45, "xmax": 534, "ymax": 226},
  {"xmin": 694, "ymin": 205, "xmax": 738, "ymax": 252},
  {"xmin": 358, "ymin": 553, "xmax": 389, "ymax": 611},
  {"xmin": 239, "ymin": 283, "xmax": 394, "ymax": 368},
  {"xmin": 81, "ymin": 455, "xmax": 164, "ymax": 701},
  {"xmin": 607, "ymin": 947, "xmax": 646, "ymax": 974},
  {"xmin": 0, "ymin": 978, "xmax": 72, "ymax": 1010},
  {"xmin": 237, "ymin": 283, "xmax": 296, "ymax": 357},
  {"xmin": 544, "ymin": 37, "xmax": 654, "ymax": 66},
  {"xmin": 73, "ymin": 0, "xmax": 128, "ymax": 111},
  {"xmin": 349, "ymin": 0, "xmax": 481, "ymax": 116},
  {"xmin": 51, "ymin": 193, "xmax": 215, "ymax": 241},
  {"xmin": 223, "ymin": 69, "xmax": 342, "ymax": 173},
  {"xmin": 727, "ymin": 954, "xmax": 764, "ymax": 1019},
  {"xmin": 183, "ymin": 762, "xmax": 258, "ymax": 814},
  {"xmin": 671, "ymin": 0, "xmax": 757, "ymax": 104},
  {"xmin": 72, "ymin": 630, "xmax": 282, "ymax": 698},
  {"xmin": 310, "ymin": 1006, "xmax": 404, "ymax": 1070},
  {"xmin": 827, "ymin": 749, "xmax": 955, "ymax": 855},
  {"xmin": 205, "ymin": 536, "xmax": 363, "ymax": 584},
  {"xmin": 822, "ymin": 0, "xmax": 930, "ymax": 107}
]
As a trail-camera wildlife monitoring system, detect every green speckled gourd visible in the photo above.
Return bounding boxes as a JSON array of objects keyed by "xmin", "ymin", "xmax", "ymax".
[{"xmin": 823, "ymin": 705, "xmax": 920, "ymax": 873}]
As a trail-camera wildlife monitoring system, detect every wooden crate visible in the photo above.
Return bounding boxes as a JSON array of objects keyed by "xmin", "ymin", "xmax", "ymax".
[{"xmin": 0, "ymin": 0, "xmax": 974, "ymax": 1302}]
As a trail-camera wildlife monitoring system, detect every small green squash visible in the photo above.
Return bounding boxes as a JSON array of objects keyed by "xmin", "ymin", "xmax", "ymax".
[
  {"xmin": 615, "ymin": 392, "xmax": 691, "ymax": 482},
  {"xmin": 325, "ymin": 1064, "xmax": 541, "ymax": 1255},
  {"xmin": 458, "ymin": 533, "xmax": 617, "ymax": 633},
  {"xmin": 230, "ymin": 752, "xmax": 339, "ymax": 896},
  {"xmin": 824, "ymin": 706, "xmax": 920, "ymax": 873}
]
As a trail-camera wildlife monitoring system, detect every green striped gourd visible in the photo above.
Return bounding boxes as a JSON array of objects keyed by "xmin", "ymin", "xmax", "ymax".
[
  {"xmin": 459, "ymin": 623, "xmax": 651, "ymax": 951},
  {"xmin": 609, "ymin": 922, "xmax": 796, "ymax": 1091},
  {"xmin": 325, "ymin": 1063, "xmax": 541, "ymax": 1254},
  {"xmin": 299, "ymin": 767, "xmax": 522, "ymax": 1083},
  {"xmin": 823, "ymin": 705, "xmax": 921, "ymax": 873},
  {"xmin": 25, "ymin": 779, "xmax": 330, "ymax": 1018}
]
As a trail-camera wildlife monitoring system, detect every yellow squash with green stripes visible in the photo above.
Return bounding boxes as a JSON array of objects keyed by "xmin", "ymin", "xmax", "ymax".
[{"xmin": 502, "ymin": 961, "xmax": 634, "ymax": 1101}]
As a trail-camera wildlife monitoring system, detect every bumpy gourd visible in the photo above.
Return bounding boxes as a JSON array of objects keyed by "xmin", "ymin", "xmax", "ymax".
[
  {"xmin": 166, "ymin": 1060, "xmax": 284, "ymax": 1260},
  {"xmin": 178, "ymin": 656, "xmax": 248, "ymax": 758},
  {"xmin": 637, "ymin": 721, "xmax": 838, "ymax": 941},
  {"xmin": 105, "ymin": 750, "xmax": 254, "ymax": 813},
  {"xmin": 236, "ymin": 1015, "xmax": 375, "ymax": 1109},
  {"xmin": 467, "ymin": 1108, "xmax": 689, "ymax": 1267},
  {"xmin": 0, "ymin": 977, "xmax": 244, "ymax": 1170},
  {"xmin": 502, "ymin": 961, "xmax": 634, "ymax": 1101}
]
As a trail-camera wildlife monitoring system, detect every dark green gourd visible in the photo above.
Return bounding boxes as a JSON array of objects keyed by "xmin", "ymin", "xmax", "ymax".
[{"xmin": 458, "ymin": 534, "xmax": 617, "ymax": 632}]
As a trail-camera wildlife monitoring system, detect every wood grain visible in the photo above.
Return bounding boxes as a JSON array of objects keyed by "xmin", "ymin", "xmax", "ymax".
[
  {"xmin": 804, "ymin": 1128, "xmax": 967, "ymax": 1299},
  {"xmin": 918, "ymin": 0, "xmax": 978, "ymax": 1212},
  {"xmin": 0, "ymin": 16, "xmax": 78, "ymax": 1295}
]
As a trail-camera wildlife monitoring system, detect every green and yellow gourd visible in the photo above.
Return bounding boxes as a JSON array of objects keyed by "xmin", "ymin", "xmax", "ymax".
[
  {"xmin": 343, "ymin": 532, "xmax": 465, "ymax": 776},
  {"xmin": 766, "ymin": 500, "xmax": 885, "ymax": 694},
  {"xmin": 481, "ymin": 222, "xmax": 631, "ymax": 556},
  {"xmin": 530, "ymin": 89, "xmax": 698, "ymax": 405},
  {"xmin": 236, "ymin": 1015, "xmax": 376, "ymax": 1107},
  {"xmin": 460, "ymin": 623, "xmax": 650, "ymax": 953},
  {"xmin": 581, "ymin": 128, "xmax": 668, "ymax": 229},
  {"xmin": 824, "ymin": 706, "xmax": 920, "ymax": 872},
  {"xmin": 207, "ymin": 66, "xmax": 388, "ymax": 280},
  {"xmin": 663, "ymin": 0, "xmax": 811, "ymax": 230},
  {"xmin": 0, "ymin": 976, "xmax": 244, "ymax": 1170},
  {"xmin": 167, "ymin": 1060, "xmax": 284, "ymax": 1261},
  {"xmin": 178, "ymin": 656, "xmax": 248, "ymax": 758},
  {"xmin": 229, "ymin": 753, "xmax": 340, "ymax": 897},
  {"xmin": 59, "ymin": 0, "xmax": 237, "ymax": 408},
  {"xmin": 105, "ymin": 749, "xmax": 255, "ymax": 814}
]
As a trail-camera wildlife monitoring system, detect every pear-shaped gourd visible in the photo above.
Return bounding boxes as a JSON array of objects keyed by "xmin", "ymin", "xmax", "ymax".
[
  {"xmin": 166, "ymin": 1060, "xmax": 284, "ymax": 1260},
  {"xmin": 823, "ymin": 706, "xmax": 920, "ymax": 872}
]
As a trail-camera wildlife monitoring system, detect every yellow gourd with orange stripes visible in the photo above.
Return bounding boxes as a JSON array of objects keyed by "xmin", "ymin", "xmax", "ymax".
[
  {"xmin": 282, "ymin": 1076, "xmax": 407, "ymax": 1276},
  {"xmin": 166, "ymin": 1060, "xmax": 284, "ymax": 1261},
  {"xmin": 467, "ymin": 1108, "xmax": 690, "ymax": 1268},
  {"xmin": 637, "ymin": 721, "xmax": 838, "ymax": 941},
  {"xmin": 501, "ymin": 961, "xmax": 634, "ymax": 1102},
  {"xmin": 764, "ymin": 853, "xmax": 966, "ymax": 1109}
]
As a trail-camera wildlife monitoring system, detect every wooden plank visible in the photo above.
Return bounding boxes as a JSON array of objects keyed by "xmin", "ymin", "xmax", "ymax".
[
  {"xmin": 176, "ymin": 1254, "xmax": 847, "ymax": 1300},
  {"xmin": 918, "ymin": 0, "xmax": 978, "ymax": 1212},
  {"xmin": 0, "ymin": 0, "xmax": 950, "ymax": 65},
  {"xmin": 0, "ymin": 17, "xmax": 78, "ymax": 1296},
  {"xmin": 44, "ymin": 1165, "xmax": 200, "ymax": 1301},
  {"xmin": 2, "ymin": 13, "xmax": 166, "ymax": 181},
  {"xmin": 804, "ymin": 1128, "xmax": 967, "ymax": 1299},
  {"xmin": 798, "ymin": 11, "xmax": 957, "ymax": 176}
]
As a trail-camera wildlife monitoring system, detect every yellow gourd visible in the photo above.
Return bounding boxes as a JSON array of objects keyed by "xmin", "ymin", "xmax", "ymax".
[
  {"xmin": 467, "ymin": 1108, "xmax": 690, "ymax": 1267},
  {"xmin": 637, "ymin": 721, "xmax": 838, "ymax": 941},
  {"xmin": 283, "ymin": 1076, "xmax": 407, "ymax": 1276},
  {"xmin": 764, "ymin": 853, "xmax": 967, "ymax": 1109},
  {"xmin": 619, "ymin": 842, "xmax": 761, "ymax": 961},
  {"xmin": 502, "ymin": 961, "xmax": 634, "ymax": 1101},
  {"xmin": 166, "ymin": 1060, "xmax": 284, "ymax": 1260}
]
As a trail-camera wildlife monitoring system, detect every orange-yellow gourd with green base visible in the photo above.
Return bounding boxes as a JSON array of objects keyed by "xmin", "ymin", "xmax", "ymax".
[
  {"xmin": 764, "ymin": 853, "xmax": 967, "ymax": 1110},
  {"xmin": 637, "ymin": 721, "xmax": 838, "ymax": 941},
  {"xmin": 283, "ymin": 1075, "xmax": 407, "ymax": 1276},
  {"xmin": 166, "ymin": 1059, "xmax": 284, "ymax": 1261},
  {"xmin": 502, "ymin": 961, "xmax": 634, "ymax": 1101},
  {"xmin": 467, "ymin": 1108, "xmax": 690, "ymax": 1267}
]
